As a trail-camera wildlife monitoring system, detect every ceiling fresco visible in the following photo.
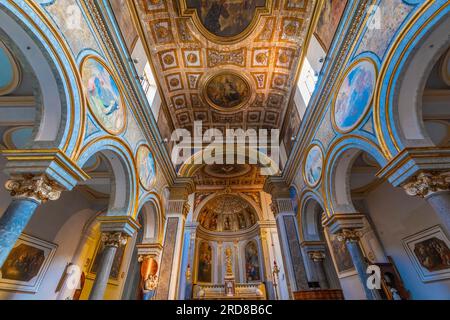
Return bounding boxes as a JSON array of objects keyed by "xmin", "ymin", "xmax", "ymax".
[{"xmin": 131, "ymin": 0, "xmax": 316, "ymax": 132}]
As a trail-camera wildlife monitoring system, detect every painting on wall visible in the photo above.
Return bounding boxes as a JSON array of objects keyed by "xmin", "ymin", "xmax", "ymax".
[
  {"xmin": 304, "ymin": 144, "xmax": 323, "ymax": 187},
  {"xmin": 284, "ymin": 105, "xmax": 301, "ymax": 155},
  {"xmin": 109, "ymin": 0, "xmax": 138, "ymax": 53},
  {"xmin": 89, "ymin": 237, "xmax": 126, "ymax": 282},
  {"xmin": 328, "ymin": 233, "xmax": 355, "ymax": 276},
  {"xmin": 204, "ymin": 72, "xmax": 250, "ymax": 111},
  {"xmin": 136, "ymin": 145, "xmax": 157, "ymax": 190},
  {"xmin": 0, "ymin": 40, "xmax": 21, "ymax": 96},
  {"xmin": 314, "ymin": 0, "xmax": 348, "ymax": 52},
  {"xmin": 184, "ymin": 0, "xmax": 267, "ymax": 38},
  {"xmin": 245, "ymin": 241, "xmax": 261, "ymax": 282},
  {"xmin": 333, "ymin": 58, "xmax": 377, "ymax": 133},
  {"xmin": 0, "ymin": 234, "xmax": 57, "ymax": 293},
  {"xmin": 197, "ymin": 242, "xmax": 213, "ymax": 283},
  {"xmin": 403, "ymin": 225, "xmax": 450, "ymax": 282},
  {"xmin": 289, "ymin": 186, "xmax": 299, "ymax": 215},
  {"xmin": 81, "ymin": 57, "xmax": 126, "ymax": 135}
]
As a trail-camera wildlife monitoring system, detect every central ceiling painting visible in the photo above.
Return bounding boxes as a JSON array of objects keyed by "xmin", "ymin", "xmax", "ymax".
[{"xmin": 131, "ymin": 0, "xmax": 316, "ymax": 132}]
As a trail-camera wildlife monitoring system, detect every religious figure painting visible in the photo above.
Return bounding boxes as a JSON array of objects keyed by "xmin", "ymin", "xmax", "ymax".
[
  {"xmin": 197, "ymin": 242, "xmax": 213, "ymax": 283},
  {"xmin": 304, "ymin": 145, "xmax": 323, "ymax": 187},
  {"xmin": 245, "ymin": 241, "xmax": 261, "ymax": 282},
  {"xmin": 0, "ymin": 234, "xmax": 57, "ymax": 293},
  {"xmin": 315, "ymin": 0, "xmax": 348, "ymax": 52},
  {"xmin": 333, "ymin": 59, "xmax": 377, "ymax": 133},
  {"xmin": 404, "ymin": 225, "xmax": 450, "ymax": 282},
  {"xmin": 328, "ymin": 234, "xmax": 355, "ymax": 275},
  {"xmin": 184, "ymin": 0, "xmax": 267, "ymax": 38},
  {"xmin": 205, "ymin": 72, "xmax": 250, "ymax": 110},
  {"xmin": 137, "ymin": 145, "xmax": 157, "ymax": 190},
  {"xmin": 81, "ymin": 57, "xmax": 126, "ymax": 134}
]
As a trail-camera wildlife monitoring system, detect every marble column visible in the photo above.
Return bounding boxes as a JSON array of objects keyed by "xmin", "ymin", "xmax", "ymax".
[
  {"xmin": 337, "ymin": 229, "xmax": 381, "ymax": 300},
  {"xmin": 0, "ymin": 175, "xmax": 63, "ymax": 267},
  {"xmin": 402, "ymin": 172, "xmax": 450, "ymax": 233},
  {"xmin": 156, "ymin": 197, "xmax": 190, "ymax": 300},
  {"xmin": 89, "ymin": 232, "xmax": 127, "ymax": 300},
  {"xmin": 308, "ymin": 251, "xmax": 328, "ymax": 289}
]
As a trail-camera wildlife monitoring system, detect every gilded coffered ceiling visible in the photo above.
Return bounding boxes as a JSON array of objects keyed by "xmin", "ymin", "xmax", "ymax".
[{"xmin": 130, "ymin": 0, "xmax": 317, "ymax": 132}]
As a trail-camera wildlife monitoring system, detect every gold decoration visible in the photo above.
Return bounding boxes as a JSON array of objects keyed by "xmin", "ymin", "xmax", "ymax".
[
  {"xmin": 225, "ymin": 247, "xmax": 234, "ymax": 277},
  {"xmin": 5, "ymin": 174, "xmax": 64, "ymax": 203},
  {"xmin": 402, "ymin": 171, "xmax": 450, "ymax": 198},
  {"xmin": 101, "ymin": 232, "xmax": 128, "ymax": 248},
  {"xmin": 308, "ymin": 251, "xmax": 326, "ymax": 262},
  {"xmin": 336, "ymin": 229, "xmax": 361, "ymax": 243}
]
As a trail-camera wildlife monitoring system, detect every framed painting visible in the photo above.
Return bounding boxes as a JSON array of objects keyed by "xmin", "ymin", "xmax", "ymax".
[
  {"xmin": 314, "ymin": 0, "xmax": 348, "ymax": 52},
  {"xmin": 403, "ymin": 225, "xmax": 450, "ymax": 282},
  {"xmin": 324, "ymin": 230, "xmax": 356, "ymax": 278},
  {"xmin": 0, "ymin": 233, "xmax": 57, "ymax": 293}
]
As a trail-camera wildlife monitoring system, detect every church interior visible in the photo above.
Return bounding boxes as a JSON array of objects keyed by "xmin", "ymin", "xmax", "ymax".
[{"xmin": 0, "ymin": 0, "xmax": 449, "ymax": 301}]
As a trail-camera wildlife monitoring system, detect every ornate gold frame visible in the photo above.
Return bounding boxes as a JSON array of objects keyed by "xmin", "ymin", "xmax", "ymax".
[
  {"xmin": 178, "ymin": 0, "xmax": 273, "ymax": 44},
  {"xmin": 202, "ymin": 70, "xmax": 253, "ymax": 113},
  {"xmin": 136, "ymin": 144, "xmax": 157, "ymax": 192},
  {"xmin": 79, "ymin": 55, "xmax": 127, "ymax": 136},
  {"xmin": 331, "ymin": 57, "xmax": 378, "ymax": 134},
  {"xmin": 303, "ymin": 143, "xmax": 324, "ymax": 188}
]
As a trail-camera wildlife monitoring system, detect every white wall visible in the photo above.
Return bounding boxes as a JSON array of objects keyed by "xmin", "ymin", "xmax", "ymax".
[{"xmin": 365, "ymin": 182, "xmax": 450, "ymax": 299}]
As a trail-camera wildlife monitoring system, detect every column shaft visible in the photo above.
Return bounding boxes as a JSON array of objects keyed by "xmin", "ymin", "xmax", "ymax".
[
  {"xmin": 89, "ymin": 245, "xmax": 118, "ymax": 300},
  {"xmin": 312, "ymin": 259, "xmax": 329, "ymax": 289},
  {"xmin": 0, "ymin": 198, "xmax": 40, "ymax": 267},
  {"xmin": 426, "ymin": 191, "xmax": 450, "ymax": 233},
  {"xmin": 345, "ymin": 240, "xmax": 380, "ymax": 300}
]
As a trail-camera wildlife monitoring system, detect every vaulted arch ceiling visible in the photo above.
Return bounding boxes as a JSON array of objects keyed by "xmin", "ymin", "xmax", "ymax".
[{"xmin": 129, "ymin": 0, "xmax": 318, "ymax": 132}]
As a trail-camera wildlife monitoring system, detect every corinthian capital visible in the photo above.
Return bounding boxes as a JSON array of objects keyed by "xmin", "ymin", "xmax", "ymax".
[
  {"xmin": 101, "ymin": 232, "xmax": 128, "ymax": 248},
  {"xmin": 336, "ymin": 229, "xmax": 361, "ymax": 243},
  {"xmin": 5, "ymin": 174, "xmax": 64, "ymax": 203},
  {"xmin": 402, "ymin": 171, "xmax": 450, "ymax": 198},
  {"xmin": 308, "ymin": 251, "xmax": 326, "ymax": 262}
]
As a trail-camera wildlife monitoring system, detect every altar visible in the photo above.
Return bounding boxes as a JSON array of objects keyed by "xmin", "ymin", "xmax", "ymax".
[{"xmin": 192, "ymin": 283, "xmax": 267, "ymax": 300}]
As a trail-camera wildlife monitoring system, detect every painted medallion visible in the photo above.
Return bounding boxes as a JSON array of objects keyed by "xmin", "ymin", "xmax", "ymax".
[
  {"xmin": 81, "ymin": 57, "xmax": 126, "ymax": 134},
  {"xmin": 333, "ymin": 59, "xmax": 377, "ymax": 132},
  {"xmin": 137, "ymin": 145, "xmax": 157, "ymax": 190},
  {"xmin": 304, "ymin": 145, "xmax": 323, "ymax": 187},
  {"xmin": 205, "ymin": 72, "xmax": 250, "ymax": 111}
]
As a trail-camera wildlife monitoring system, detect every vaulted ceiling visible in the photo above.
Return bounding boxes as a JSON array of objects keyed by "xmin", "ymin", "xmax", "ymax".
[{"xmin": 130, "ymin": 0, "xmax": 317, "ymax": 132}]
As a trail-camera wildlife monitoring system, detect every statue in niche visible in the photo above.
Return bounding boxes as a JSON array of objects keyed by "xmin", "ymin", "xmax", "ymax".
[
  {"xmin": 224, "ymin": 216, "xmax": 232, "ymax": 231},
  {"xmin": 249, "ymin": 211, "xmax": 256, "ymax": 225},
  {"xmin": 238, "ymin": 212, "xmax": 246, "ymax": 229}
]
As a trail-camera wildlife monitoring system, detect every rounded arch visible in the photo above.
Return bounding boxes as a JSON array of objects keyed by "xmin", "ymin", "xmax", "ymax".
[
  {"xmin": 77, "ymin": 137, "xmax": 138, "ymax": 217},
  {"xmin": 0, "ymin": 3, "xmax": 85, "ymax": 154},
  {"xmin": 192, "ymin": 191, "xmax": 263, "ymax": 224},
  {"xmin": 137, "ymin": 193, "xmax": 164, "ymax": 244},
  {"xmin": 374, "ymin": 2, "xmax": 450, "ymax": 157},
  {"xmin": 298, "ymin": 190, "xmax": 326, "ymax": 242},
  {"xmin": 323, "ymin": 136, "xmax": 387, "ymax": 216}
]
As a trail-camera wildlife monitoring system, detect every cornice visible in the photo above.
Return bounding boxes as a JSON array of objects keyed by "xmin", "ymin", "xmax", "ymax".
[
  {"xmin": 281, "ymin": 0, "xmax": 372, "ymax": 185},
  {"xmin": 81, "ymin": 0, "xmax": 184, "ymax": 188}
]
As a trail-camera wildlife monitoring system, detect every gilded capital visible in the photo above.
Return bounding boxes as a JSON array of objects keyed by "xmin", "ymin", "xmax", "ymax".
[
  {"xmin": 402, "ymin": 171, "xmax": 450, "ymax": 198},
  {"xmin": 336, "ymin": 229, "xmax": 361, "ymax": 243},
  {"xmin": 101, "ymin": 232, "xmax": 128, "ymax": 248},
  {"xmin": 308, "ymin": 251, "xmax": 326, "ymax": 262},
  {"xmin": 5, "ymin": 174, "xmax": 64, "ymax": 203}
]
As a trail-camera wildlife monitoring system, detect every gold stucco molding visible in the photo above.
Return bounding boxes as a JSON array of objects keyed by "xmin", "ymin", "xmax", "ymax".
[
  {"xmin": 5, "ymin": 174, "xmax": 64, "ymax": 203},
  {"xmin": 402, "ymin": 171, "xmax": 450, "ymax": 198}
]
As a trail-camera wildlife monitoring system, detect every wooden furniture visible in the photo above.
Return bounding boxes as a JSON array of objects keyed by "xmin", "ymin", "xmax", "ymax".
[{"xmin": 293, "ymin": 289, "xmax": 345, "ymax": 300}]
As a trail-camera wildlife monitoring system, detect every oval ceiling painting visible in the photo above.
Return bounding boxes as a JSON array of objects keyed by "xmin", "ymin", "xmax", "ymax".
[
  {"xmin": 205, "ymin": 72, "xmax": 250, "ymax": 111},
  {"xmin": 333, "ymin": 59, "xmax": 377, "ymax": 133},
  {"xmin": 183, "ymin": 0, "xmax": 268, "ymax": 41},
  {"xmin": 304, "ymin": 145, "xmax": 323, "ymax": 187},
  {"xmin": 137, "ymin": 145, "xmax": 157, "ymax": 190},
  {"xmin": 81, "ymin": 57, "xmax": 126, "ymax": 135}
]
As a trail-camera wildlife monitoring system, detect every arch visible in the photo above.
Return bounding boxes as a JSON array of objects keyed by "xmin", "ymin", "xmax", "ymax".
[
  {"xmin": 323, "ymin": 136, "xmax": 387, "ymax": 216},
  {"xmin": 374, "ymin": 1, "xmax": 450, "ymax": 157},
  {"xmin": 137, "ymin": 193, "xmax": 164, "ymax": 244},
  {"xmin": 0, "ymin": 2, "xmax": 84, "ymax": 154},
  {"xmin": 298, "ymin": 190, "xmax": 326, "ymax": 242},
  {"xmin": 76, "ymin": 137, "xmax": 138, "ymax": 217},
  {"xmin": 192, "ymin": 191, "xmax": 263, "ymax": 224}
]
